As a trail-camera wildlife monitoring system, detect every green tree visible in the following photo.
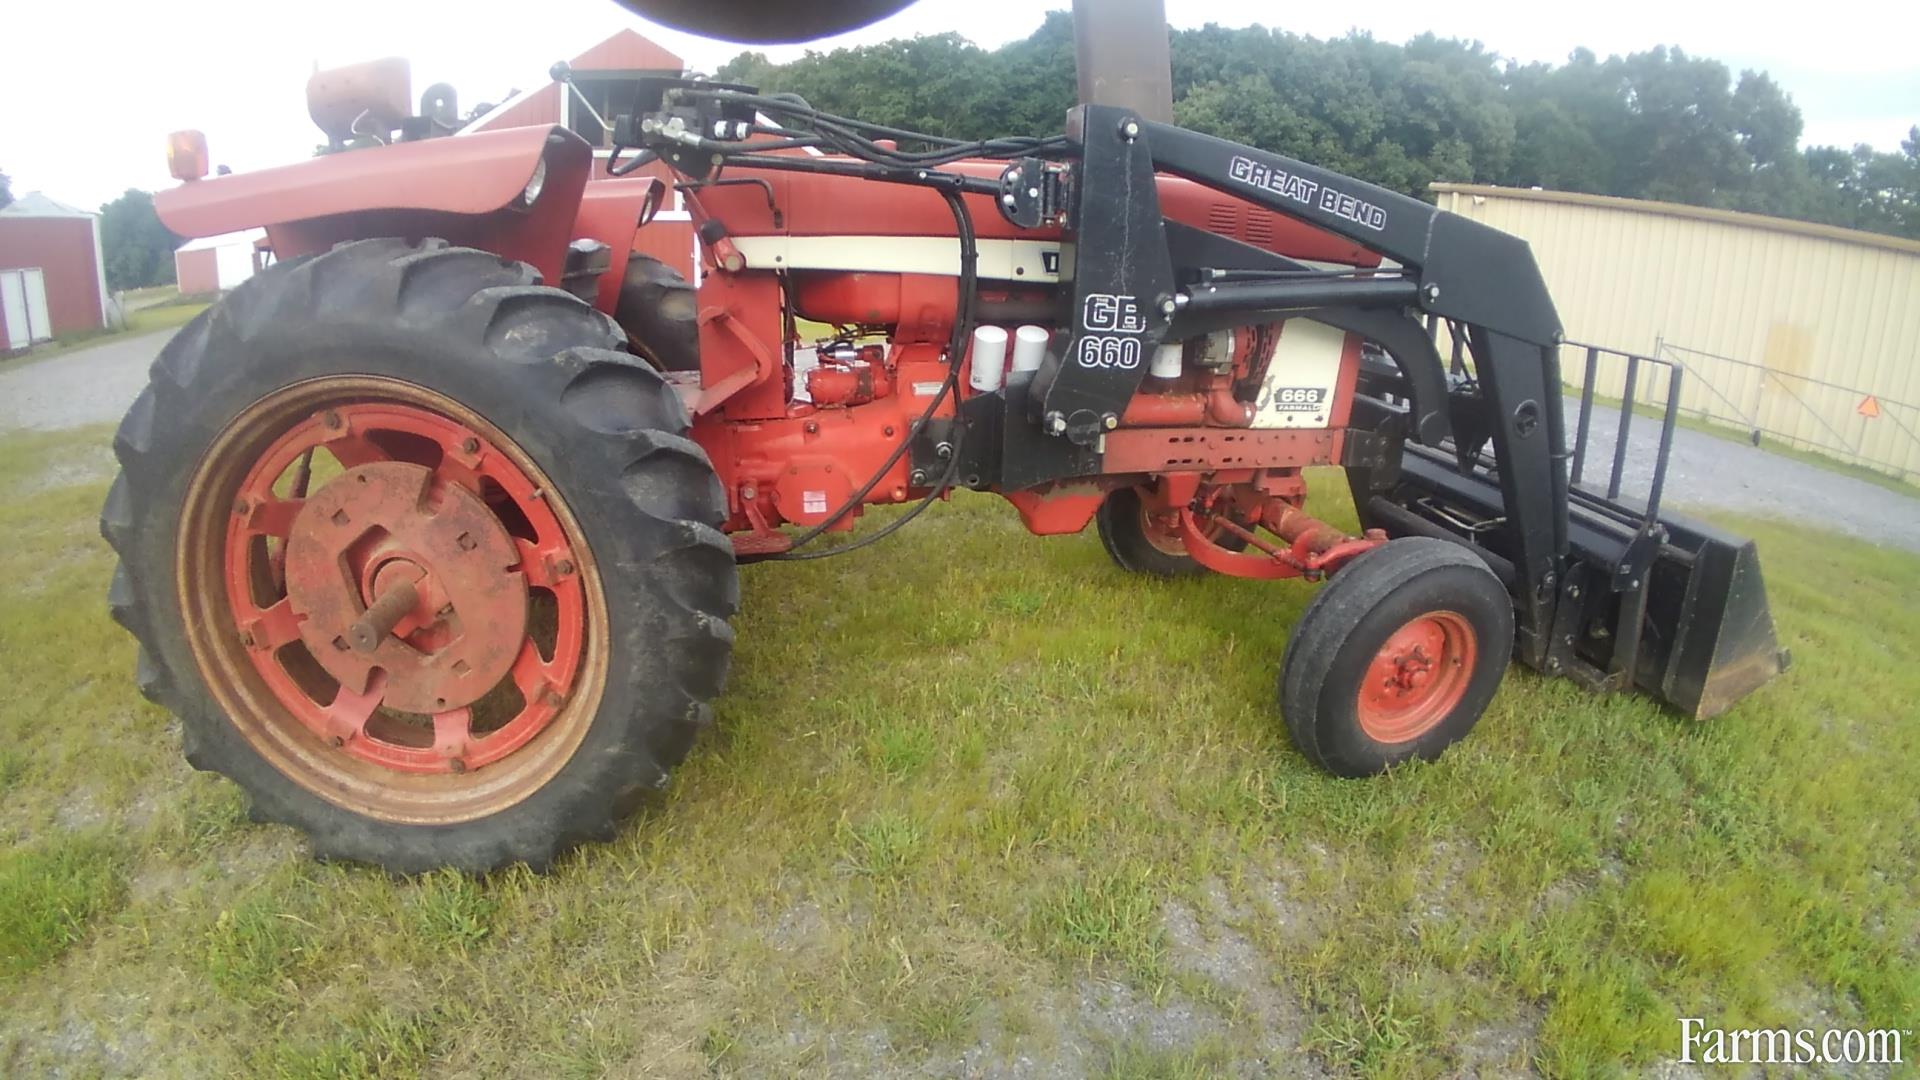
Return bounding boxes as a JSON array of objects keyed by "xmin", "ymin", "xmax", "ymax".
[
  {"xmin": 0, "ymin": 169, "xmax": 12, "ymax": 210},
  {"xmin": 1507, "ymin": 50, "xmax": 1632, "ymax": 193},
  {"xmin": 98, "ymin": 189, "xmax": 181, "ymax": 290},
  {"xmin": 719, "ymin": 20, "xmax": 1919, "ymax": 240},
  {"xmin": 1796, "ymin": 129, "xmax": 1920, "ymax": 239}
]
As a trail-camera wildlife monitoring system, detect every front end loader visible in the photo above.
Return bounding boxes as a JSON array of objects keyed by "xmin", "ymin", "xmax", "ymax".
[{"xmin": 101, "ymin": 12, "xmax": 1785, "ymax": 872}]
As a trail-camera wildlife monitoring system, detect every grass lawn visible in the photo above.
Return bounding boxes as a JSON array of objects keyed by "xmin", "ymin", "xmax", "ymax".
[{"xmin": 0, "ymin": 422, "xmax": 1915, "ymax": 1077}]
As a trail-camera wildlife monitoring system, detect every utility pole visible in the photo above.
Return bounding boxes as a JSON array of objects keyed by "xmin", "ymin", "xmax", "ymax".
[{"xmin": 1071, "ymin": 0, "xmax": 1174, "ymax": 122}]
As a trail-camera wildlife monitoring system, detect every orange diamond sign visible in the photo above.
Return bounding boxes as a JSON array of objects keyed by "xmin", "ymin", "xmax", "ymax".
[{"xmin": 1858, "ymin": 395, "xmax": 1882, "ymax": 419}]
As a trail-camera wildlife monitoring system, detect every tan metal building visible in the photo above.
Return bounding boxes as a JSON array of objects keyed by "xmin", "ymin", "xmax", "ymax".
[{"xmin": 1430, "ymin": 183, "xmax": 1920, "ymax": 481}]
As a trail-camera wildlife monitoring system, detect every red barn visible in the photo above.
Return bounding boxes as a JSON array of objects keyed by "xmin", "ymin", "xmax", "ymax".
[
  {"xmin": 458, "ymin": 29, "xmax": 697, "ymax": 278},
  {"xmin": 0, "ymin": 192, "xmax": 108, "ymax": 348}
]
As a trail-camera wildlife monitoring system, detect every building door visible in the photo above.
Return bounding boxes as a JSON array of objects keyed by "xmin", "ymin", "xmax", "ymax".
[
  {"xmin": 22, "ymin": 269, "xmax": 51, "ymax": 343},
  {"xmin": 1, "ymin": 269, "xmax": 53, "ymax": 349},
  {"xmin": 2, "ymin": 270, "xmax": 30, "ymax": 350}
]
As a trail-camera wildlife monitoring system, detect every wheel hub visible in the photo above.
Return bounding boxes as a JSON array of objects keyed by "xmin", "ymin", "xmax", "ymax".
[
  {"xmin": 1356, "ymin": 611, "xmax": 1476, "ymax": 744},
  {"xmin": 1383, "ymin": 644, "xmax": 1436, "ymax": 692},
  {"xmin": 285, "ymin": 461, "xmax": 527, "ymax": 716}
]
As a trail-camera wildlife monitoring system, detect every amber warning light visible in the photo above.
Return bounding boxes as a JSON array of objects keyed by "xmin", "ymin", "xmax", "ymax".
[{"xmin": 167, "ymin": 130, "xmax": 210, "ymax": 181}]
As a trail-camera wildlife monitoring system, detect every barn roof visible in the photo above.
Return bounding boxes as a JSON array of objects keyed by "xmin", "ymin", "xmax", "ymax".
[
  {"xmin": 571, "ymin": 27, "xmax": 684, "ymax": 73},
  {"xmin": 1, "ymin": 192, "xmax": 95, "ymax": 219},
  {"xmin": 457, "ymin": 28, "xmax": 684, "ymax": 137}
]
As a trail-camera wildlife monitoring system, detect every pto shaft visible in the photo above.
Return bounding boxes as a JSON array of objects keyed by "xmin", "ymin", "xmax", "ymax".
[{"xmin": 347, "ymin": 580, "xmax": 418, "ymax": 654}]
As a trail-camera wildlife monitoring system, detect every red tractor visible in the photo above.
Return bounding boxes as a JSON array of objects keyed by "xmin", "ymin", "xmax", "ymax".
[{"xmin": 105, "ymin": 9, "xmax": 1785, "ymax": 872}]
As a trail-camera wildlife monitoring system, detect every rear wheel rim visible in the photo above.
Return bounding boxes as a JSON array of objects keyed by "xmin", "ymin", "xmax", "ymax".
[
  {"xmin": 177, "ymin": 376, "xmax": 607, "ymax": 825},
  {"xmin": 1355, "ymin": 610, "xmax": 1476, "ymax": 744}
]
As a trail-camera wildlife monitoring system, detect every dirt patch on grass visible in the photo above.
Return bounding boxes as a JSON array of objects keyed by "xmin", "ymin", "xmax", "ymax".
[
  {"xmin": 1454, "ymin": 999, "xmax": 1544, "ymax": 1076},
  {"xmin": 53, "ymin": 790, "xmax": 108, "ymax": 832},
  {"xmin": 1163, "ymin": 881, "xmax": 1315, "ymax": 1064},
  {"xmin": 50, "ymin": 1002, "xmax": 153, "ymax": 1078},
  {"xmin": 214, "ymin": 830, "xmax": 304, "ymax": 879},
  {"xmin": 15, "ymin": 443, "xmax": 115, "ymax": 496}
]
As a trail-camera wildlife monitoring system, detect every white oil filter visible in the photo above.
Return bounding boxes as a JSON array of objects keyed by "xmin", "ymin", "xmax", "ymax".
[
  {"xmin": 968, "ymin": 325, "xmax": 1010, "ymax": 392},
  {"xmin": 1010, "ymin": 324, "xmax": 1050, "ymax": 374},
  {"xmin": 1150, "ymin": 341, "xmax": 1184, "ymax": 379}
]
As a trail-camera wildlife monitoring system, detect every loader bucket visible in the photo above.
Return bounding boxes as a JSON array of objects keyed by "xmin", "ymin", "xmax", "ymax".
[
  {"xmin": 1359, "ymin": 340, "xmax": 1788, "ymax": 719},
  {"xmin": 1634, "ymin": 513, "xmax": 1788, "ymax": 718}
]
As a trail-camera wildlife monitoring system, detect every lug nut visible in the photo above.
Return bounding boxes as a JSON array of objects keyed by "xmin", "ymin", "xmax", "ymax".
[
  {"xmin": 322, "ymin": 410, "xmax": 343, "ymax": 429},
  {"xmin": 554, "ymin": 559, "xmax": 575, "ymax": 577},
  {"xmin": 460, "ymin": 437, "xmax": 480, "ymax": 454}
]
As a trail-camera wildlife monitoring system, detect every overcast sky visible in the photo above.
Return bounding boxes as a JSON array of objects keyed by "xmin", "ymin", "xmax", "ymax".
[{"xmin": 4, "ymin": 0, "xmax": 1915, "ymax": 211}]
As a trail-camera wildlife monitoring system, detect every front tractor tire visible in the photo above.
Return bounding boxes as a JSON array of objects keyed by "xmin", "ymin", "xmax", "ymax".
[
  {"xmin": 1278, "ymin": 537, "xmax": 1512, "ymax": 777},
  {"xmin": 101, "ymin": 238, "xmax": 738, "ymax": 873},
  {"xmin": 614, "ymin": 253, "xmax": 700, "ymax": 372},
  {"xmin": 1096, "ymin": 486, "xmax": 1245, "ymax": 578}
]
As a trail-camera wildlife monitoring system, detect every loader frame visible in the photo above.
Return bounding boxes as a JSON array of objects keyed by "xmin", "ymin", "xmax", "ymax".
[{"xmin": 629, "ymin": 89, "xmax": 1785, "ymax": 717}]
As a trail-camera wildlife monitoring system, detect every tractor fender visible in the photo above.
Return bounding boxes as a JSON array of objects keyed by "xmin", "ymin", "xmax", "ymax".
[
  {"xmin": 575, "ymin": 175, "xmax": 673, "ymax": 315},
  {"xmin": 154, "ymin": 125, "xmax": 593, "ymax": 287}
]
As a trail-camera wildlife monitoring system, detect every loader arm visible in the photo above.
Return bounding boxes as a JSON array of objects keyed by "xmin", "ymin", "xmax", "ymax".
[
  {"xmin": 1031, "ymin": 107, "xmax": 1573, "ymax": 666},
  {"xmin": 1029, "ymin": 106, "xmax": 1780, "ymax": 704}
]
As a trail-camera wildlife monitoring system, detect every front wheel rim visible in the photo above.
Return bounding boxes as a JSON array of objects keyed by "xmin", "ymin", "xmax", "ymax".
[
  {"xmin": 177, "ymin": 376, "xmax": 608, "ymax": 825},
  {"xmin": 1355, "ymin": 610, "xmax": 1476, "ymax": 744}
]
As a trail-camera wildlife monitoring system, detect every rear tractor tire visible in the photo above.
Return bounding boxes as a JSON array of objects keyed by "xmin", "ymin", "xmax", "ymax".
[
  {"xmin": 101, "ymin": 238, "xmax": 738, "ymax": 873},
  {"xmin": 1278, "ymin": 537, "xmax": 1511, "ymax": 776}
]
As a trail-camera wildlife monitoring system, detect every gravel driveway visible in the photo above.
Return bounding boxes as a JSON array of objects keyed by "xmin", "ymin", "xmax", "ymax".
[
  {"xmin": 1567, "ymin": 395, "xmax": 1920, "ymax": 553},
  {"xmin": 4, "ymin": 328, "xmax": 1917, "ymax": 550},
  {"xmin": 0, "ymin": 329, "xmax": 173, "ymax": 433}
]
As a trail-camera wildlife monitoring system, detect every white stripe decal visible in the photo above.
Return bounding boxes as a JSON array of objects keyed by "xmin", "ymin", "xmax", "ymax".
[{"xmin": 730, "ymin": 235, "xmax": 1062, "ymax": 282}]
